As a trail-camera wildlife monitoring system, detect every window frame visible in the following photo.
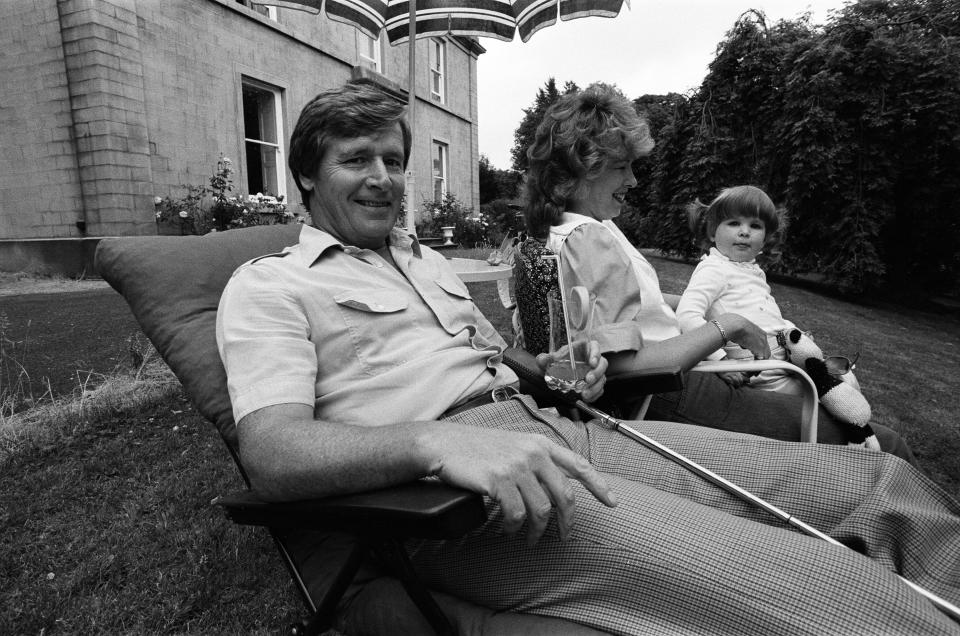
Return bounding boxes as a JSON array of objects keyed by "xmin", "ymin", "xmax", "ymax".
[
  {"xmin": 429, "ymin": 38, "xmax": 446, "ymax": 104},
  {"xmin": 432, "ymin": 140, "xmax": 449, "ymax": 201},
  {"xmin": 240, "ymin": 77, "xmax": 286, "ymax": 200},
  {"xmin": 237, "ymin": 0, "xmax": 277, "ymax": 20},
  {"xmin": 357, "ymin": 30, "xmax": 383, "ymax": 73}
]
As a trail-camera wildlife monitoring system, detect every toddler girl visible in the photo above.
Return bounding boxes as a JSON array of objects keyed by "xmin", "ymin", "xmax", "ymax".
[
  {"xmin": 677, "ymin": 185, "xmax": 797, "ymax": 391},
  {"xmin": 676, "ymin": 186, "xmax": 877, "ymax": 449}
]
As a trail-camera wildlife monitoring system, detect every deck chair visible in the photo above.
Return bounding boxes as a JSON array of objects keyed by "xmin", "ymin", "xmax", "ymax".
[
  {"xmin": 94, "ymin": 224, "xmax": 678, "ymax": 635},
  {"xmin": 512, "ymin": 237, "xmax": 820, "ymax": 441}
]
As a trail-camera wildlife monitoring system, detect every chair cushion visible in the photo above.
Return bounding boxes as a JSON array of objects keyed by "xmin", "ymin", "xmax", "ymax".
[
  {"xmin": 94, "ymin": 224, "xmax": 302, "ymax": 454},
  {"xmin": 513, "ymin": 237, "xmax": 562, "ymax": 355}
]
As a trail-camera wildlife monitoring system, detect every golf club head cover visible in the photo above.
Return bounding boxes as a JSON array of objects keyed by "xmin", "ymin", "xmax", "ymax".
[{"xmin": 780, "ymin": 329, "xmax": 880, "ymax": 451}]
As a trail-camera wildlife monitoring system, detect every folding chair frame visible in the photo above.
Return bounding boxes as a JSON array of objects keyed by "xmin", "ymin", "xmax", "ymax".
[{"xmin": 214, "ymin": 482, "xmax": 486, "ymax": 636}]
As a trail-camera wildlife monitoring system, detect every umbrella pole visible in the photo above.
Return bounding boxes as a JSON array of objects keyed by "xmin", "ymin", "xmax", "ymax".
[
  {"xmin": 405, "ymin": 0, "xmax": 418, "ymax": 237},
  {"xmin": 572, "ymin": 397, "xmax": 960, "ymax": 622}
]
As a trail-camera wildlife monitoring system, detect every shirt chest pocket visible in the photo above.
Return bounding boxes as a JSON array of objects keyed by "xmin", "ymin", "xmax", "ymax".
[
  {"xmin": 430, "ymin": 271, "xmax": 477, "ymax": 335},
  {"xmin": 333, "ymin": 289, "xmax": 420, "ymax": 372},
  {"xmin": 334, "ymin": 290, "xmax": 408, "ymax": 313},
  {"xmin": 434, "ymin": 271, "xmax": 472, "ymax": 300}
]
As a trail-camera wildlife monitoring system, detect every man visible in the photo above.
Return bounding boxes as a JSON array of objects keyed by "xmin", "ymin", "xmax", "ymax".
[{"xmin": 217, "ymin": 81, "xmax": 960, "ymax": 635}]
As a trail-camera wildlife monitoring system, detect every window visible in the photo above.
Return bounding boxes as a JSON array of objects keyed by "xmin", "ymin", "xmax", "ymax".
[
  {"xmin": 237, "ymin": 0, "xmax": 277, "ymax": 20},
  {"xmin": 241, "ymin": 79, "xmax": 285, "ymax": 199},
  {"xmin": 357, "ymin": 31, "xmax": 382, "ymax": 73},
  {"xmin": 432, "ymin": 141, "xmax": 448, "ymax": 201},
  {"xmin": 429, "ymin": 39, "xmax": 446, "ymax": 104}
]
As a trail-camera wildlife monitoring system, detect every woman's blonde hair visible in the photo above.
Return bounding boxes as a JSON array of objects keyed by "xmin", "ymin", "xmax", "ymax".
[{"xmin": 524, "ymin": 83, "xmax": 654, "ymax": 238}]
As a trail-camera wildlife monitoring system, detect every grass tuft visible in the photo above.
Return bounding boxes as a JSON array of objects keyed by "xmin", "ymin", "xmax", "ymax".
[
  {"xmin": 0, "ymin": 358, "xmax": 178, "ymax": 466},
  {"xmin": 0, "ymin": 334, "xmax": 178, "ymax": 467}
]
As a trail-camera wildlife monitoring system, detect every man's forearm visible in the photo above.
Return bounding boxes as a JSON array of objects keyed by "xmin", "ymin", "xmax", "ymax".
[{"xmin": 238, "ymin": 405, "xmax": 436, "ymax": 501}]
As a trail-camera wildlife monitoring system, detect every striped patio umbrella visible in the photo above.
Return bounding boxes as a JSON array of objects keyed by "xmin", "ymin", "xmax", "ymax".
[
  {"xmin": 256, "ymin": 0, "xmax": 625, "ymax": 43},
  {"xmin": 254, "ymin": 0, "xmax": 628, "ymax": 232}
]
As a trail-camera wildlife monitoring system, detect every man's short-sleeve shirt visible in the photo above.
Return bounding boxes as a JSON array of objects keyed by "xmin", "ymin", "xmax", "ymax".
[{"xmin": 216, "ymin": 224, "xmax": 517, "ymax": 425}]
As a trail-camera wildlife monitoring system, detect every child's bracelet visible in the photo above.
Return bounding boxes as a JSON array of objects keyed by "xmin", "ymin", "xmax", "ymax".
[{"xmin": 710, "ymin": 319, "xmax": 727, "ymax": 347}]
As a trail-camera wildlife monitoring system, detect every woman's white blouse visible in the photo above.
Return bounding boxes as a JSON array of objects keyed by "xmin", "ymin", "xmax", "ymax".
[{"xmin": 547, "ymin": 213, "xmax": 681, "ymax": 353}]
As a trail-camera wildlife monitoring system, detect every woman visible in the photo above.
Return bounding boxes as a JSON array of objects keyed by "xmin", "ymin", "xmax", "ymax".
[{"xmin": 522, "ymin": 83, "xmax": 911, "ymax": 458}]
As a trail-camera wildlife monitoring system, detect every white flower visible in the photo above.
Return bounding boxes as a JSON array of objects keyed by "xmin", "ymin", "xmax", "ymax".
[
  {"xmin": 179, "ymin": 210, "xmax": 189, "ymax": 218},
  {"xmin": 222, "ymin": 157, "xmax": 231, "ymax": 164},
  {"xmin": 154, "ymin": 196, "xmax": 163, "ymax": 205},
  {"xmin": 155, "ymin": 211, "xmax": 161, "ymax": 219}
]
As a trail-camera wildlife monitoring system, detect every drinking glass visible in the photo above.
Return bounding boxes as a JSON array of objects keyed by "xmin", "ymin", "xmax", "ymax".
[{"xmin": 544, "ymin": 286, "xmax": 596, "ymax": 393}]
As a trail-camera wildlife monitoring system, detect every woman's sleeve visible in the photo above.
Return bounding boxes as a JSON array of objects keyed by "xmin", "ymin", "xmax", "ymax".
[
  {"xmin": 676, "ymin": 262, "xmax": 725, "ymax": 333},
  {"xmin": 560, "ymin": 224, "xmax": 644, "ymax": 354}
]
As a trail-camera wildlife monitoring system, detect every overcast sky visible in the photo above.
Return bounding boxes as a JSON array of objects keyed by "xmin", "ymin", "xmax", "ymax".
[{"xmin": 477, "ymin": 0, "xmax": 852, "ymax": 169}]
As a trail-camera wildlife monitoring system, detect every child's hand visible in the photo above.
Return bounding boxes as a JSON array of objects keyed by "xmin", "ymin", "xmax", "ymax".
[{"xmin": 719, "ymin": 371, "xmax": 750, "ymax": 388}]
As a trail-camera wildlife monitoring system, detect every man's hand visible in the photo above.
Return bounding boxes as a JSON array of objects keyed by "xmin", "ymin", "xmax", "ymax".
[
  {"xmin": 535, "ymin": 340, "xmax": 608, "ymax": 403},
  {"xmin": 421, "ymin": 423, "xmax": 617, "ymax": 546},
  {"xmin": 579, "ymin": 340, "xmax": 608, "ymax": 402}
]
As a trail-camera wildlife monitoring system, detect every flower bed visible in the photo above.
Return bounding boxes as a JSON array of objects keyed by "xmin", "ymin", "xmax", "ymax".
[{"xmin": 154, "ymin": 155, "xmax": 300, "ymax": 235}]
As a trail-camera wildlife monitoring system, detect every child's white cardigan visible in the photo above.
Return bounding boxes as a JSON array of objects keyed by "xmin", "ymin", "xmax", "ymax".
[{"xmin": 676, "ymin": 247, "xmax": 801, "ymax": 394}]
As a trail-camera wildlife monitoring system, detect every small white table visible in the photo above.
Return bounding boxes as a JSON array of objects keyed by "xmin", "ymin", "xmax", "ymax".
[
  {"xmin": 448, "ymin": 257, "xmax": 515, "ymax": 309},
  {"xmin": 447, "ymin": 257, "xmax": 513, "ymax": 283}
]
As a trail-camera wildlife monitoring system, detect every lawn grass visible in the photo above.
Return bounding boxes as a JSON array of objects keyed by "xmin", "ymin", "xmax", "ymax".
[
  {"xmin": 1, "ymin": 389, "xmax": 301, "ymax": 634},
  {"xmin": 1, "ymin": 248, "xmax": 958, "ymax": 634}
]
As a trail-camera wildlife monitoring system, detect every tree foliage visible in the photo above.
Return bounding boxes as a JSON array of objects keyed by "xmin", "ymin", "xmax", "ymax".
[
  {"xmin": 510, "ymin": 78, "xmax": 579, "ymax": 172},
  {"xmin": 479, "ymin": 153, "xmax": 521, "ymax": 204},
  {"xmin": 626, "ymin": 0, "xmax": 960, "ymax": 294}
]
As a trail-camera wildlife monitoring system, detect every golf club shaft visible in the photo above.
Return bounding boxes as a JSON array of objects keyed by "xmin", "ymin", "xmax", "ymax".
[{"xmin": 574, "ymin": 398, "xmax": 960, "ymax": 622}]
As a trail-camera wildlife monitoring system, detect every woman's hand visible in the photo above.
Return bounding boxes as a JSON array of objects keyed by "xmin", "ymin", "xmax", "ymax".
[{"xmin": 718, "ymin": 313, "xmax": 770, "ymax": 360}]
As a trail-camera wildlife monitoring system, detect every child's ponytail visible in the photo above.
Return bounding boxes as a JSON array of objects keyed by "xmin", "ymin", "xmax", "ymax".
[{"xmin": 686, "ymin": 199, "xmax": 712, "ymax": 255}]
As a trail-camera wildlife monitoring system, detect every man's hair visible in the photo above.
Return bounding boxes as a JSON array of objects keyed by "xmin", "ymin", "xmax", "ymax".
[
  {"xmin": 524, "ymin": 83, "xmax": 654, "ymax": 238},
  {"xmin": 288, "ymin": 80, "xmax": 412, "ymax": 210},
  {"xmin": 687, "ymin": 185, "xmax": 788, "ymax": 262}
]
